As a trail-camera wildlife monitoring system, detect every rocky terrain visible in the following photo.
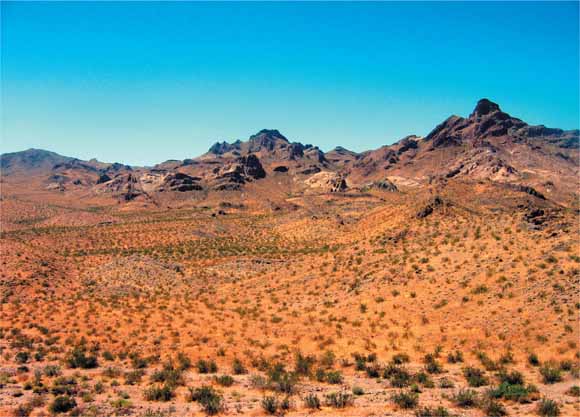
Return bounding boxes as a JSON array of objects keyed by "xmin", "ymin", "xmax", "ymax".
[{"xmin": 0, "ymin": 99, "xmax": 578, "ymax": 417}]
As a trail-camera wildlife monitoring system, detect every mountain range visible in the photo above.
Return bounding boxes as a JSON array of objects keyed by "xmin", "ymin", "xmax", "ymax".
[{"xmin": 2, "ymin": 99, "xmax": 578, "ymax": 206}]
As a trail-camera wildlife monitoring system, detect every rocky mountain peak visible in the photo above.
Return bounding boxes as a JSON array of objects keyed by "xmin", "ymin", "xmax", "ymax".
[{"xmin": 471, "ymin": 98, "xmax": 501, "ymax": 117}]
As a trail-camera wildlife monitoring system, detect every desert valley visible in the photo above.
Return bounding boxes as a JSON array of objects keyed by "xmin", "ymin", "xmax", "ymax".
[{"xmin": 1, "ymin": 99, "xmax": 579, "ymax": 417}]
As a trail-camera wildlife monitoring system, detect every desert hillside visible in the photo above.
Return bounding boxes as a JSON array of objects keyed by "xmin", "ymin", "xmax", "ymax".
[{"xmin": 1, "ymin": 100, "xmax": 578, "ymax": 417}]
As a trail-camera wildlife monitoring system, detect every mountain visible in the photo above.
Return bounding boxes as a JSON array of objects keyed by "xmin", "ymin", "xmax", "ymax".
[
  {"xmin": 0, "ymin": 148, "xmax": 74, "ymax": 174},
  {"xmin": 1, "ymin": 99, "xmax": 578, "ymax": 205}
]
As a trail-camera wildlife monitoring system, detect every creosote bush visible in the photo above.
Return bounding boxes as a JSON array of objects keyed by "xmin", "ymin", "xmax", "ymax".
[
  {"xmin": 537, "ymin": 398, "xmax": 560, "ymax": 417},
  {"xmin": 391, "ymin": 390, "xmax": 419, "ymax": 409}
]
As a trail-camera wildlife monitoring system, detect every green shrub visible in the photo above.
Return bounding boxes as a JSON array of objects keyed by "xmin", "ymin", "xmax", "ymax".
[
  {"xmin": 439, "ymin": 377, "xmax": 455, "ymax": 389},
  {"xmin": 143, "ymin": 384, "xmax": 174, "ymax": 401},
  {"xmin": 214, "ymin": 375, "xmax": 234, "ymax": 387},
  {"xmin": 528, "ymin": 353, "xmax": 540, "ymax": 366},
  {"xmin": 392, "ymin": 353, "xmax": 410, "ymax": 364},
  {"xmin": 303, "ymin": 393, "xmax": 321, "ymax": 409},
  {"xmin": 125, "ymin": 369, "xmax": 145, "ymax": 385},
  {"xmin": 150, "ymin": 363, "xmax": 184, "ymax": 387},
  {"xmin": 261, "ymin": 396, "xmax": 279, "ymax": 415},
  {"xmin": 196, "ymin": 359, "xmax": 218, "ymax": 374},
  {"xmin": 352, "ymin": 386, "xmax": 365, "ymax": 396},
  {"xmin": 414, "ymin": 406, "xmax": 452, "ymax": 417},
  {"xmin": 566, "ymin": 385, "xmax": 580, "ymax": 397},
  {"xmin": 44, "ymin": 365, "xmax": 61, "ymax": 377},
  {"xmin": 463, "ymin": 366, "xmax": 488, "ymax": 387},
  {"xmin": 452, "ymin": 389, "xmax": 478, "ymax": 408},
  {"xmin": 325, "ymin": 390, "xmax": 354, "ymax": 408},
  {"xmin": 540, "ymin": 363, "xmax": 562, "ymax": 384},
  {"xmin": 325, "ymin": 370, "xmax": 343, "ymax": 384},
  {"xmin": 384, "ymin": 364, "xmax": 412, "ymax": 387},
  {"xmin": 391, "ymin": 390, "xmax": 419, "ymax": 409},
  {"xmin": 537, "ymin": 398, "xmax": 560, "ymax": 417},
  {"xmin": 66, "ymin": 346, "xmax": 98, "ymax": 369},
  {"xmin": 424, "ymin": 354, "xmax": 443, "ymax": 374},
  {"xmin": 447, "ymin": 350, "xmax": 464, "ymax": 364},
  {"xmin": 295, "ymin": 353, "xmax": 316, "ymax": 376},
  {"xmin": 480, "ymin": 398, "xmax": 507, "ymax": 417},
  {"xmin": 49, "ymin": 395, "xmax": 77, "ymax": 413},
  {"xmin": 232, "ymin": 358, "xmax": 247, "ymax": 375}
]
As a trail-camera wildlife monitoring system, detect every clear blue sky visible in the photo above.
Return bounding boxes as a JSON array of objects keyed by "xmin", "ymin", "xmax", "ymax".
[{"xmin": 1, "ymin": 1, "xmax": 578, "ymax": 166}]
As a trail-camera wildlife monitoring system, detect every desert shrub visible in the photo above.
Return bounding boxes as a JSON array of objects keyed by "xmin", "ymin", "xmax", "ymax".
[
  {"xmin": 125, "ymin": 370, "xmax": 145, "ymax": 385},
  {"xmin": 214, "ymin": 375, "xmax": 234, "ymax": 387},
  {"xmin": 196, "ymin": 359, "xmax": 218, "ymax": 374},
  {"xmin": 424, "ymin": 354, "xmax": 443, "ymax": 374},
  {"xmin": 325, "ymin": 370, "xmax": 343, "ymax": 384},
  {"xmin": 189, "ymin": 386, "xmax": 224, "ymax": 416},
  {"xmin": 232, "ymin": 358, "xmax": 247, "ymax": 375},
  {"xmin": 176, "ymin": 352, "xmax": 191, "ymax": 371},
  {"xmin": 249, "ymin": 374, "xmax": 268, "ymax": 390},
  {"xmin": 539, "ymin": 363, "xmax": 562, "ymax": 384},
  {"xmin": 325, "ymin": 390, "xmax": 354, "ymax": 408},
  {"xmin": 295, "ymin": 352, "xmax": 315, "ymax": 376},
  {"xmin": 15, "ymin": 351, "xmax": 30, "ymax": 364},
  {"xmin": 566, "ymin": 385, "xmax": 580, "ymax": 397},
  {"xmin": 93, "ymin": 381, "xmax": 104, "ymax": 394},
  {"xmin": 537, "ymin": 398, "xmax": 560, "ymax": 417},
  {"xmin": 476, "ymin": 351, "xmax": 498, "ymax": 371},
  {"xmin": 365, "ymin": 363, "xmax": 381, "ymax": 378},
  {"xmin": 480, "ymin": 398, "xmax": 507, "ymax": 417},
  {"xmin": 498, "ymin": 369, "xmax": 524, "ymax": 385},
  {"xmin": 352, "ymin": 386, "xmax": 365, "ymax": 395},
  {"xmin": 447, "ymin": 350, "xmax": 464, "ymax": 364},
  {"xmin": 384, "ymin": 364, "xmax": 412, "ymax": 388},
  {"xmin": 261, "ymin": 395, "xmax": 290, "ymax": 415},
  {"xmin": 143, "ymin": 384, "xmax": 174, "ymax": 401},
  {"xmin": 13, "ymin": 403, "xmax": 33, "ymax": 417},
  {"xmin": 439, "ymin": 377, "xmax": 455, "ymax": 389},
  {"xmin": 391, "ymin": 390, "xmax": 419, "ymax": 409},
  {"xmin": 488, "ymin": 382, "xmax": 536, "ymax": 403},
  {"xmin": 528, "ymin": 353, "xmax": 540, "ymax": 366},
  {"xmin": 44, "ymin": 365, "xmax": 61, "ymax": 377},
  {"xmin": 103, "ymin": 366, "xmax": 122, "ymax": 378},
  {"xmin": 413, "ymin": 371, "xmax": 433, "ymax": 388},
  {"xmin": 303, "ymin": 393, "xmax": 321, "ymax": 409},
  {"xmin": 261, "ymin": 396, "xmax": 277, "ymax": 414},
  {"xmin": 130, "ymin": 353, "xmax": 149, "ymax": 369},
  {"xmin": 463, "ymin": 366, "xmax": 488, "ymax": 387},
  {"xmin": 266, "ymin": 365, "xmax": 298, "ymax": 394},
  {"xmin": 414, "ymin": 406, "xmax": 452, "ymax": 417},
  {"xmin": 320, "ymin": 350, "xmax": 336, "ymax": 368},
  {"xmin": 49, "ymin": 395, "xmax": 77, "ymax": 413},
  {"xmin": 150, "ymin": 362, "xmax": 184, "ymax": 387},
  {"xmin": 51, "ymin": 377, "xmax": 78, "ymax": 396},
  {"xmin": 102, "ymin": 351, "xmax": 115, "ymax": 361},
  {"xmin": 66, "ymin": 346, "xmax": 98, "ymax": 369},
  {"xmin": 452, "ymin": 389, "xmax": 478, "ymax": 408},
  {"xmin": 559, "ymin": 359, "xmax": 573, "ymax": 371},
  {"xmin": 110, "ymin": 397, "xmax": 133, "ymax": 414},
  {"xmin": 392, "ymin": 353, "xmax": 410, "ymax": 364}
]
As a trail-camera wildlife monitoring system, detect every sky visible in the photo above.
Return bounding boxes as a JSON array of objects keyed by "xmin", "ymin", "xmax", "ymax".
[{"xmin": 1, "ymin": 1, "xmax": 579, "ymax": 166}]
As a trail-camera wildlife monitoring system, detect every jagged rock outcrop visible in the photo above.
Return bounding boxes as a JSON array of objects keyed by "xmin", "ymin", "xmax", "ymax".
[
  {"xmin": 369, "ymin": 178, "xmax": 398, "ymax": 192},
  {"xmin": 417, "ymin": 196, "xmax": 446, "ymax": 218},
  {"xmin": 304, "ymin": 171, "xmax": 348, "ymax": 193},
  {"xmin": 211, "ymin": 154, "xmax": 266, "ymax": 191}
]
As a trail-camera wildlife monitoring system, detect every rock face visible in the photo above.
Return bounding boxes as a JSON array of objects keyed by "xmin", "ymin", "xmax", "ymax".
[
  {"xmin": 417, "ymin": 196, "xmax": 445, "ymax": 218},
  {"xmin": 162, "ymin": 172, "xmax": 203, "ymax": 192},
  {"xmin": 304, "ymin": 171, "xmax": 348, "ymax": 193},
  {"xmin": 212, "ymin": 154, "xmax": 266, "ymax": 191},
  {"xmin": 369, "ymin": 178, "xmax": 398, "ymax": 192}
]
